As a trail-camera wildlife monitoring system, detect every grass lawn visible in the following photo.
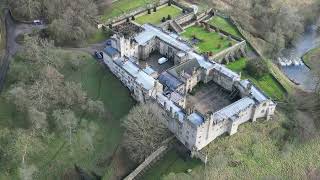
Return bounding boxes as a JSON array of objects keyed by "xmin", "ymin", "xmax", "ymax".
[
  {"xmin": 134, "ymin": 5, "xmax": 181, "ymax": 25},
  {"xmin": 227, "ymin": 58, "xmax": 286, "ymax": 101},
  {"xmin": 182, "ymin": 26, "xmax": 234, "ymax": 54},
  {"xmin": 99, "ymin": 0, "xmax": 156, "ymax": 22},
  {"xmin": 0, "ymin": 50, "xmax": 135, "ymax": 178},
  {"xmin": 302, "ymin": 47, "xmax": 320, "ymax": 70},
  {"xmin": 87, "ymin": 29, "xmax": 111, "ymax": 44},
  {"xmin": 209, "ymin": 16, "xmax": 241, "ymax": 37},
  {"xmin": 142, "ymin": 149, "xmax": 202, "ymax": 180}
]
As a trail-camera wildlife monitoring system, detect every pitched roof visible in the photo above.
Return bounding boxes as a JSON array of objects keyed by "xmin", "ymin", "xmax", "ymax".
[
  {"xmin": 104, "ymin": 46, "xmax": 119, "ymax": 57},
  {"xmin": 213, "ymin": 97, "xmax": 255, "ymax": 123},
  {"xmin": 135, "ymin": 24, "xmax": 192, "ymax": 52},
  {"xmin": 158, "ymin": 71, "xmax": 184, "ymax": 91}
]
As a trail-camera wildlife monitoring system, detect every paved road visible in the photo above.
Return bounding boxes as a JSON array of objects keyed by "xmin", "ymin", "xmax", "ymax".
[
  {"xmin": 4, "ymin": 9, "xmax": 46, "ymax": 56},
  {"xmin": 0, "ymin": 9, "xmax": 46, "ymax": 91}
]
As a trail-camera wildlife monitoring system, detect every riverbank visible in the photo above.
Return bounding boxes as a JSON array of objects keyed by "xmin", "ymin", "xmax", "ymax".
[{"xmin": 302, "ymin": 47, "xmax": 320, "ymax": 70}]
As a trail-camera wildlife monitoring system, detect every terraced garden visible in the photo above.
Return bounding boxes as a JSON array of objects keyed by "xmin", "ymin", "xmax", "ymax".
[
  {"xmin": 134, "ymin": 5, "xmax": 182, "ymax": 25},
  {"xmin": 182, "ymin": 25, "xmax": 234, "ymax": 54},
  {"xmin": 227, "ymin": 58, "xmax": 286, "ymax": 101},
  {"xmin": 209, "ymin": 16, "xmax": 241, "ymax": 37},
  {"xmin": 99, "ymin": 0, "xmax": 156, "ymax": 22}
]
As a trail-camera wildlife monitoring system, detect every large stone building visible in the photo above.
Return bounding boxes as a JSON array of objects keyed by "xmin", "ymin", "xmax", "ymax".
[{"xmin": 103, "ymin": 23, "xmax": 276, "ymax": 157}]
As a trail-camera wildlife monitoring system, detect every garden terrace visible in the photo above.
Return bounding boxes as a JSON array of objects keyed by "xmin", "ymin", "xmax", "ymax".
[
  {"xmin": 208, "ymin": 16, "xmax": 241, "ymax": 37},
  {"xmin": 181, "ymin": 25, "xmax": 237, "ymax": 54},
  {"xmin": 99, "ymin": 0, "xmax": 157, "ymax": 22},
  {"xmin": 227, "ymin": 58, "xmax": 286, "ymax": 101},
  {"xmin": 186, "ymin": 81, "xmax": 236, "ymax": 115},
  {"xmin": 135, "ymin": 5, "xmax": 182, "ymax": 25}
]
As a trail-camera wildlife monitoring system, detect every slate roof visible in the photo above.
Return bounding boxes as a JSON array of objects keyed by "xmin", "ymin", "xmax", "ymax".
[
  {"xmin": 240, "ymin": 79, "xmax": 268, "ymax": 102},
  {"xmin": 213, "ymin": 97, "xmax": 255, "ymax": 123},
  {"xmin": 114, "ymin": 57, "xmax": 156, "ymax": 90},
  {"xmin": 135, "ymin": 24, "xmax": 192, "ymax": 52},
  {"xmin": 104, "ymin": 47, "xmax": 119, "ymax": 57},
  {"xmin": 188, "ymin": 112, "xmax": 204, "ymax": 126},
  {"xmin": 158, "ymin": 71, "xmax": 184, "ymax": 91}
]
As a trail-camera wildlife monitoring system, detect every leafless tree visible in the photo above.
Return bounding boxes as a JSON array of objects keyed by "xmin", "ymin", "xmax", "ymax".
[{"xmin": 122, "ymin": 103, "xmax": 171, "ymax": 163}]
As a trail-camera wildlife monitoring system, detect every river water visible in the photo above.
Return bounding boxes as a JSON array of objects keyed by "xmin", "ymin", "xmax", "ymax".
[{"xmin": 280, "ymin": 25, "xmax": 320, "ymax": 92}]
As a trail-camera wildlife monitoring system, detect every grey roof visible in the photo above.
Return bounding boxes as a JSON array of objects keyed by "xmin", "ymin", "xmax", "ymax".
[
  {"xmin": 240, "ymin": 79, "xmax": 268, "ymax": 102},
  {"xmin": 135, "ymin": 24, "xmax": 192, "ymax": 52},
  {"xmin": 114, "ymin": 57, "xmax": 156, "ymax": 90},
  {"xmin": 158, "ymin": 71, "xmax": 184, "ymax": 91},
  {"xmin": 143, "ymin": 66, "xmax": 156, "ymax": 75},
  {"xmin": 188, "ymin": 112, "xmax": 204, "ymax": 126},
  {"xmin": 213, "ymin": 97, "xmax": 255, "ymax": 123},
  {"xmin": 156, "ymin": 92, "xmax": 185, "ymax": 123},
  {"xmin": 104, "ymin": 47, "xmax": 119, "ymax": 57}
]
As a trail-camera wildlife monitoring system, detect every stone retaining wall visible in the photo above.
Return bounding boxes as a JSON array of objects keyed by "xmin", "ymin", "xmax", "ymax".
[{"xmin": 124, "ymin": 136, "xmax": 175, "ymax": 180}]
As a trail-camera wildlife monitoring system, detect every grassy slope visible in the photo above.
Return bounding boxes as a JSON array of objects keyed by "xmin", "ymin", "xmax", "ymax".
[
  {"xmin": 146, "ymin": 112, "xmax": 320, "ymax": 179},
  {"xmin": 303, "ymin": 47, "xmax": 320, "ymax": 69},
  {"xmin": 209, "ymin": 16, "xmax": 241, "ymax": 37},
  {"xmin": 87, "ymin": 29, "xmax": 111, "ymax": 44},
  {"xmin": 135, "ymin": 5, "xmax": 181, "ymax": 25},
  {"xmin": 142, "ymin": 150, "xmax": 201, "ymax": 180},
  {"xmin": 0, "ymin": 50, "xmax": 135, "ymax": 178},
  {"xmin": 182, "ymin": 26, "xmax": 233, "ymax": 53},
  {"xmin": 100, "ymin": 0, "xmax": 156, "ymax": 22},
  {"xmin": 227, "ymin": 58, "xmax": 286, "ymax": 101}
]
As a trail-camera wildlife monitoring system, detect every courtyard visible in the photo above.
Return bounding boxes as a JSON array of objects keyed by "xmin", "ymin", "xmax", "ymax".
[
  {"xmin": 134, "ymin": 5, "xmax": 182, "ymax": 25},
  {"xmin": 186, "ymin": 81, "xmax": 235, "ymax": 115},
  {"xmin": 138, "ymin": 51, "xmax": 175, "ymax": 73},
  {"xmin": 181, "ymin": 25, "xmax": 236, "ymax": 54}
]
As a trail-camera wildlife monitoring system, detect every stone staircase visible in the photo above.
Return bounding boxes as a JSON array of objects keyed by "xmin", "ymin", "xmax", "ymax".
[{"xmin": 169, "ymin": 20, "xmax": 183, "ymax": 34}]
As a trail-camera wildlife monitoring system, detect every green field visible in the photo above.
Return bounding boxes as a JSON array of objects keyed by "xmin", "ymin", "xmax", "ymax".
[
  {"xmin": 142, "ymin": 150, "xmax": 202, "ymax": 180},
  {"xmin": 209, "ymin": 16, "xmax": 241, "ymax": 37},
  {"xmin": 135, "ymin": 5, "xmax": 181, "ymax": 25},
  {"xmin": 227, "ymin": 58, "xmax": 286, "ymax": 101},
  {"xmin": 100, "ymin": 0, "xmax": 156, "ymax": 22},
  {"xmin": 182, "ymin": 26, "xmax": 234, "ymax": 54},
  {"xmin": 0, "ymin": 50, "xmax": 135, "ymax": 178},
  {"xmin": 302, "ymin": 47, "xmax": 320, "ymax": 70},
  {"xmin": 87, "ymin": 29, "xmax": 111, "ymax": 44}
]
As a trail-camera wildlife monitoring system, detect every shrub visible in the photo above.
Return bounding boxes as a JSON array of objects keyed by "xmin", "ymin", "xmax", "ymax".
[
  {"xmin": 245, "ymin": 58, "xmax": 269, "ymax": 78},
  {"xmin": 108, "ymin": 24, "xmax": 112, "ymax": 29},
  {"xmin": 228, "ymin": 42, "xmax": 233, "ymax": 47},
  {"xmin": 148, "ymin": 9, "xmax": 151, "ymax": 14},
  {"xmin": 167, "ymin": 14, "xmax": 172, "ymax": 20},
  {"xmin": 182, "ymin": 9, "xmax": 186, "ymax": 14},
  {"xmin": 220, "ymin": 35, "xmax": 224, "ymax": 40},
  {"xmin": 131, "ymin": 16, "xmax": 135, "ymax": 20},
  {"xmin": 161, "ymin": 17, "xmax": 166, "ymax": 22},
  {"xmin": 126, "ymin": 17, "xmax": 130, "ymax": 22},
  {"xmin": 153, "ymin": 7, "xmax": 157, "ymax": 12},
  {"xmin": 168, "ymin": 0, "xmax": 172, "ymax": 6}
]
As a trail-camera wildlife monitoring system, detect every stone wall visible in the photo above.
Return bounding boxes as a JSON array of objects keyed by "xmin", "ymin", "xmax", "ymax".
[{"xmin": 210, "ymin": 40, "xmax": 247, "ymax": 64}]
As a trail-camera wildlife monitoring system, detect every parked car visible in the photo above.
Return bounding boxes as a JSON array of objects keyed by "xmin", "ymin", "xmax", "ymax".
[
  {"xmin": 158, "ymin": 57, "xmax": 168, "ymax": 65},
  {"xmin": 33, "ymin": 20, "xmax": 43, "ymax": 25},
  {"xmin": 95, "ymin": 51, "xmax": 103, "ymax": 59}
]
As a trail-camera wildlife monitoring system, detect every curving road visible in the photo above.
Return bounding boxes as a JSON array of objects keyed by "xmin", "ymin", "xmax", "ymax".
[{"xmin": 0, "ymin": 9, "xmax": 46, "ymax": 91}]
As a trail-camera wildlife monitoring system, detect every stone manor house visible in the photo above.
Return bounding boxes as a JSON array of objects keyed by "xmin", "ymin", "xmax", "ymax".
[{"xmin": 102, "ymin": 23, "xmax": 276, "ymax": 155}]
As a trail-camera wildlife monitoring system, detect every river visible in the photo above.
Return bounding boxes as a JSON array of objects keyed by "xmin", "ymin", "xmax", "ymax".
[{"xmin": 279, "ymin": 25, "xmax": 320, "ymax": 92}]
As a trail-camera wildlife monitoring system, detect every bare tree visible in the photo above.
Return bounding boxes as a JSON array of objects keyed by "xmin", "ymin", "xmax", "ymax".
[
  {"xmin": 52, "ymin": 109, "xmax": 79, "ymax": 146},
  {"xmin": 122, "ymin": 103, "xmax": 171, "ymax": 163}
]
